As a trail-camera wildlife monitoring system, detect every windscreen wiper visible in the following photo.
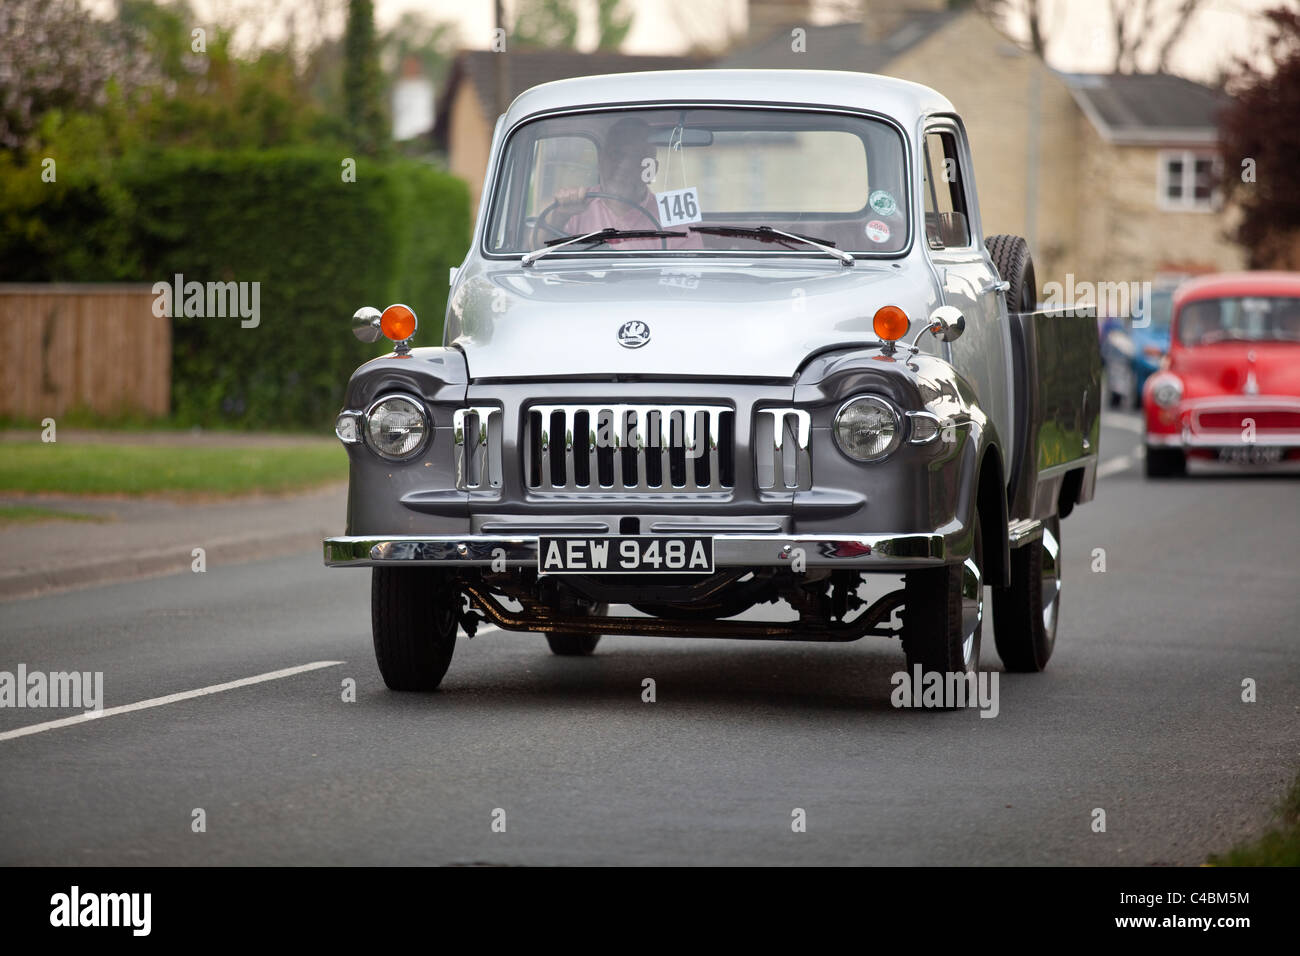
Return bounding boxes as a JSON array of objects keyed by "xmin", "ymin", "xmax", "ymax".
[
  {"xmin": 689, "ymin": 225, "xmax": 855, "ymax": 266},
  {"xmin": 521, "ymin": 227, "xmax": 687, "ymax": 267}
]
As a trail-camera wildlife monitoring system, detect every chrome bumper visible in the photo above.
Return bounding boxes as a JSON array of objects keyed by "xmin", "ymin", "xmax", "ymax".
[
  {"xmin": 1147, "ymin": 431, "xmax": 1300, "ymax": 448},
  {"xmin": 323, "ymin": 533, "xmax": 947, "ymax": 570}
]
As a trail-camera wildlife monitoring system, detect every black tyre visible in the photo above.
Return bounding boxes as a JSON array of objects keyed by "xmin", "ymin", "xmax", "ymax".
[
  {"xmin": 371, "ymin": 567, "xmax": 459, "ymax": 690},
  {"xmin": 1144, "ymin": 446, "xmax": 1186, "ymax": 478},
  {"xmin": 985, "ymin": 234, "xmax": 1037, "ymax": 314},
  {"xmin": 903, "ymin": 511, "xmax": 983, "ymax": 679},
  {"xmin": 545, "ymin": 632, "xmax": 601, "ymax": 656},
  {"xmin": 992, "ymin": 516, "xmax": 1061, "ymax": 672},
  {"xmin": 544, "ymin": 603, "xmax": 607, "ymax": 656}
]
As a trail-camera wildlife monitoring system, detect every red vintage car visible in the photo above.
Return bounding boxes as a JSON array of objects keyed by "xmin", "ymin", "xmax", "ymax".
[{"xmin": 1143, "ymin": 271, "xmax": 1300, "ymax": 476}]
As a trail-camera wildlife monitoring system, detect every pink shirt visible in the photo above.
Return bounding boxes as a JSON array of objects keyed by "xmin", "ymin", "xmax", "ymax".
[{"xmin": 564, "ymin": 187, "xmax": 703, "ymax": 250}]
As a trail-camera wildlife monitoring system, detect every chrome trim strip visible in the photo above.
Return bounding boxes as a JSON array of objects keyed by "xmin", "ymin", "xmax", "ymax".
[
  {"xmin": 1006, "ymin": 518, "xmax": 1043, "ymax": 546},
  {"xmin": 754, "ymin": 408, "xmax": 812, "ymax": 491},
  {"xmin": 1147, "ymin": 429, "xmax": 1300, "ymax": 449},
  {"xmin": 453, "ymin": 406, "xmax": 503, "ymax": 490},
  {"xmin": 1181, "ymin": 433, "xmax": 1300, "ymax": 448},
  {"xmin": 324, "ymin": 532, "xmax": 946, "ymax": 569}
]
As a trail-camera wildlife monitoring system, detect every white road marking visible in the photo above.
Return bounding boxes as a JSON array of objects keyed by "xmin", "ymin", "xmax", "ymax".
[
  {"xmin": 1096, "ymin": 446, "xmax": 1145, "ymax": 479},
  {"xmin": 0, "ymin": 660, "xmax": 344, "ymax": 743},
  {"xmin": 1102, "ymin": 413, "xmax": 1145, "ymax": 435}
]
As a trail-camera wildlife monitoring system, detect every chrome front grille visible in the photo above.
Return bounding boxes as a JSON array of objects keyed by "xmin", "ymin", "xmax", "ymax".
[
  {"xmin": 454, "ymin": 407, "xmax": 503, "ymax": 490},
  {"xmin": 755, "ymin": 408, "xmax": 812, "ymax": 491},
  {"xmin": 525, "ymin": 404, "xmax": 735, "ymax": 492}
]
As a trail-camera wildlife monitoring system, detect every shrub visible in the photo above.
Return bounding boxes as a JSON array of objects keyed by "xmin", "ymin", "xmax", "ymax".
[{"xmin": 1, "ymin": 147, "xmax": 471, "ymax": 429}]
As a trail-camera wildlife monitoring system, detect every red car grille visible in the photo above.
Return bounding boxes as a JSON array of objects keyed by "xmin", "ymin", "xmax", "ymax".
[{"xmin": 1196, "ymin": 410, "xmax": 1300, "ymax": 431}]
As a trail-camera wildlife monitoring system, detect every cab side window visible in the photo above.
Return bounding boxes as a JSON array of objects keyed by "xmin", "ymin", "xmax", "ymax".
[{"xmin": 923, "ymin": 130, "xmax": 971, "ymax": 249}]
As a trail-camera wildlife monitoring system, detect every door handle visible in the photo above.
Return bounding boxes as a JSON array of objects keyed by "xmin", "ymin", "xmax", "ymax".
[{"xmin": 982, "ymin": 280, "xmax": 1010, "ymax": 294}]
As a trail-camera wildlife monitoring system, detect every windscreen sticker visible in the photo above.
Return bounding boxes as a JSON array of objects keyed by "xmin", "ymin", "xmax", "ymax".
[
  {"xmin": 865, "ymin": 220, "xmax": 891, "ymax": 244},
  {"xmin": 654, "ymin": 187, "xmax": 703, "ymax": 227},
  {"xmin": 868, "ymin": 189, "xmax": 898, "ymax": 217}
]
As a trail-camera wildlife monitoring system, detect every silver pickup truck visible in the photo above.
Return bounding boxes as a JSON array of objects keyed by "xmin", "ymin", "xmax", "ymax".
[{"xmin": 325, "ymin": 70, "xmax": 1101, "ymax": 694}]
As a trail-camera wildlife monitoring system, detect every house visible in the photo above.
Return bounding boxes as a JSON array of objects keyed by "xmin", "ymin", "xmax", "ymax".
[
  {"xmin": 1068, "ymin": 72, "xmax": 1241, "ymax": 281},
  {"xmin": 434, "ymin": 49, "xmax": 707, "ymax": 211},
  {"xmin": 720, "ymin": 0, "xmax": 1244, "ymax": 288}
]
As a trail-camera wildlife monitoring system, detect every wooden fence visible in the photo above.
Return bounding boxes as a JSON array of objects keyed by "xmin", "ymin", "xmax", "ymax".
[{"xmin": 0, "ymin": 284, "xmax": 169, "ymax": 420}]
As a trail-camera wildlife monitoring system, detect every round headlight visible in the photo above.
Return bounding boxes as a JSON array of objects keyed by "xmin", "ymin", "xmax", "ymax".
[
  {"xmin": 834, "ymin": 396, "xmax": 902, "ymax": 461},
  {"xmin": 365, "ymin": 395, "xmax": 428, "ymax": 459},
  {"xmin": 1150, "ymin": 375, "xmax": 1183, "ymax": 409}
]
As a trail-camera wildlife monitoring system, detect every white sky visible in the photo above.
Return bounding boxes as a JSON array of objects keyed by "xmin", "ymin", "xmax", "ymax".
[{"xmin": 88, "ymin": 0, "xmax": 1293, "ymax": 82}]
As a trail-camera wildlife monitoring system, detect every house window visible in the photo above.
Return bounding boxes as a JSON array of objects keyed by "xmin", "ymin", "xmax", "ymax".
[{"xmin": 1158, "ymin": 150, "xmax": 1220, "ymax": 212}]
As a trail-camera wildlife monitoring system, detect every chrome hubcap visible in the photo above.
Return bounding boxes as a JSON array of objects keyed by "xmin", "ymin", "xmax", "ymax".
[
  {"xmin": 960, "ymin": 554, "xmax": 983, "ymax": 669},
  {"xmin": 1040, "ymin": 523, "xmax": 1061, "ymax": 637}
]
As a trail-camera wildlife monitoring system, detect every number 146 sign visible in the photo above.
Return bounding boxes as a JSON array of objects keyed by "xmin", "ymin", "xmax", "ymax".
[{"xmin": 654, "ymin": 187, "xmax": 703, "ymax": 227}]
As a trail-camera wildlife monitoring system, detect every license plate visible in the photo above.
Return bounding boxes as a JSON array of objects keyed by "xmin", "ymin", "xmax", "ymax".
[
  {"xmin": 538, "ymin": 536, "xmax": 713, "ymax": 574},
  {"xmin": 1217, "ymin": 446, "xmax": 1284, "ymax": 464}
]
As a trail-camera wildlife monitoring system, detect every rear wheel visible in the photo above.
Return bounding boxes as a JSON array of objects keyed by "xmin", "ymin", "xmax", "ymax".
[
  {"xmin": 993, "ymin": 516, "xmax": 1061, "ymax": 672},
  {"xmin": 371, "ymin": 567, "xmax": 459, "ymax": 690},
  {"xmin": 903, "ymin": 512, "xmax": 983, "ymax": 680},
  {"xmin": 1145, "ymin": 446, "xmax": 1186, "ymax": 477},
  {"xmin": 544, "ymin": 603, "xmax": 607, "ymax": 656}
]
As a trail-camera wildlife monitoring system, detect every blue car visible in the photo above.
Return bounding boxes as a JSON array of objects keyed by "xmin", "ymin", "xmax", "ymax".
[{"xmin": 1102, "ymin": 287, "xmax": 1174, "ymax": 409}]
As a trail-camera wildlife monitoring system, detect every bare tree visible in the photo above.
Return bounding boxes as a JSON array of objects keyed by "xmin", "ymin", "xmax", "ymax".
[
  {"xmin": 1154, "ymin": 0, "xmax": 1203, "ymax": 71},
  {"xmin": 1109, "ymin": 0, "xmax": 1204, "ymax": 73},
  {"xmin": 976, "ymin": 0, "xmax": 1051, "ymax": 58}
]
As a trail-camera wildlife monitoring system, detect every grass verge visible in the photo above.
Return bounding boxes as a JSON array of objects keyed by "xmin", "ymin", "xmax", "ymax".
[
  {"xmin": 1209, "ymin": 773, "xmax": 1300, "ymax": 866},
  {"xmin": 0, "ymin": 442, "xmax": 346, "ymax": 497},
  {"xmin": 0, "ymin": 505, "xmax": 109, "ymax": 525}
]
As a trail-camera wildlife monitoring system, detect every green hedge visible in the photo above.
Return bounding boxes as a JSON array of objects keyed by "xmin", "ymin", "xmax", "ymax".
[{"xmin": 1, "ymin": 148, "xmax": 471, "ymax": 429}]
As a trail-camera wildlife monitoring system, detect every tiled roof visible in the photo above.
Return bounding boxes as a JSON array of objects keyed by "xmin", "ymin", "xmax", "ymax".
[
  {"xmin": 716, "ymin": 11, "xmax": 959, "ymax": 72},
  {"xmin": 1066, "ymin": 72, "xmax": 1228, "ymax": 144}
]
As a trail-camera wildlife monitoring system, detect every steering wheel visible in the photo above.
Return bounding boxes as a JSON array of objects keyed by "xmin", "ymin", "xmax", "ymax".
[{"xmin": 532, "ymin": 190, "xmax": 668, "ymax": 250}]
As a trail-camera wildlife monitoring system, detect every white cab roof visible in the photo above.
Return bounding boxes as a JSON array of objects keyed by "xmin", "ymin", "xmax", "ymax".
[{"xmin": 501, "ymin": 69, "xmax": 954, "ymax": 129}]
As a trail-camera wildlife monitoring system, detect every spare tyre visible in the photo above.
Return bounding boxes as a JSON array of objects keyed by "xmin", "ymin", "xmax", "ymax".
[{"xmin": 985, "ymin": 234, "xmax": 1037, "ymax": 314}]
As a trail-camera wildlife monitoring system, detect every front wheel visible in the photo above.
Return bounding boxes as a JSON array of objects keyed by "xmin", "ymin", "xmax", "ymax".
[
  {"xmin": 992, "ymin": 516, "xmax": 1062, "ymax": 672},
  {"xmin": 1145, "ymin": 446, "xmax": 1186, "ymax": 478},
  {"xmin": 371, "ymin": 567, "xmax": 459, "ymax": 690},
  {"xmin": 903, "ymin": 512, "xmax": 983, "ymax": 679}
]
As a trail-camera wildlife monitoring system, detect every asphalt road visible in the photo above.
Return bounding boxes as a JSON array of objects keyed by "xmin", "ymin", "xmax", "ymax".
[{"xmin": 1, "ymin": 415, "xmax": 1297, "ymax": 865}]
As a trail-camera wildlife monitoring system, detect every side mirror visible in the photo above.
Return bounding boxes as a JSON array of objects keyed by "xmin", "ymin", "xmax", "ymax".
[
  {"xmin": 922, "ymin": 305, "xmax": 965, "ymax": 344},
  {"xmin": 352, "ymin": 306, "xmax": 382, "ymax": 343}
]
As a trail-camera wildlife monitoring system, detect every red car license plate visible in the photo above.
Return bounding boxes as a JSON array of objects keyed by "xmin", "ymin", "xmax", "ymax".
[{"xmin": 1217, "ymin": 446, "xmax": 1284, "ymax": 464}]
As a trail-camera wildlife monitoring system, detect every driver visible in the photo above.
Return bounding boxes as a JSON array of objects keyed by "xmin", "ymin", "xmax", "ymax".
[
  {"xmin": 1178, "ymin": 304, "xmax": 1212, "ymax": 345},
  {"xmin": 537, "ymin": 117, "xmax": 703, "ymax": 251}
]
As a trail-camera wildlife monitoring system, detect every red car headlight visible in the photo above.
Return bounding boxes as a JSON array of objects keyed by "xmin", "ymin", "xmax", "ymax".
[{"xmin": 1148, "ymin": 374, "xmax": 1183, "ymax": 409}]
